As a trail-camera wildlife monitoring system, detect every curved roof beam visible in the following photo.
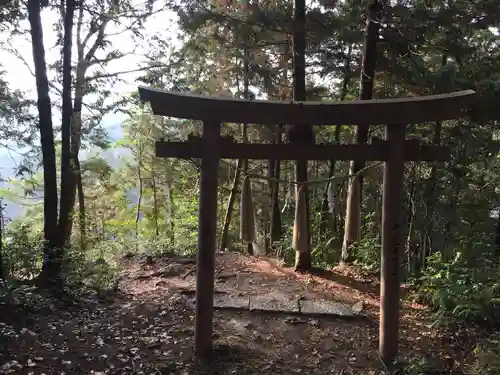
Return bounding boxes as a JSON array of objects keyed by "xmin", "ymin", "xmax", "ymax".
[{"xmin": 138, "ymin": 86, "xmax": 477, "ymax": 126}]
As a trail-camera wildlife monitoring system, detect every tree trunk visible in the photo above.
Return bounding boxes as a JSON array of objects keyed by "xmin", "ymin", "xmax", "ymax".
[
  {"xmin": 136, "ymin": 145, "xmax": 143, "ymax": 251},
  {"xmin": 220, "ymin": 158, "xmax": 242, "ymax": 251},
  {"xmin": 422, "ymin": 55, "xmax": 448, "ymax": 265},
  {"xmin": 405, "ymin": 165, "xmax": 417, "ymax": 279},
  {"xmin": 28, "ymin": 0, "xmax": 60, "ymax": 283},
  {"xmin": 220, "ymin": 38, "xmax": 252, "ymax": 253},
  {"xmin": 63, "ymin": 68, "xmax": 85, "ymax": 245},
  {"xmin": 242, "ymin": 39, "xmax": 253, "ymax": 255},
  {"xmin": 319, "ymin": 159, "xmax": 335, "ymax": 238},
  {"xmin": 65, "ymin": 4, "xmax": 110, "ymax": 245},
  {"xmin": 292, "ymin": 0, "xmax": 313, "ymax": 271},
  {"xmin": 242, "ymin": 125, "xmax": 253, "ymax": 255},
  {"xmin": 76, "ymin": 160, "xmax": 86, "ymax": 251},
  {"xmin": 443, "ymin": 163, "xmax": 463, "ymax": 257},
  {"xmin": 152, "ymin": 174, "xmax": 160, "ymax": 238},
  {"xmin": 270, "ymin": 127, "xmax": 282, "ymax": 244},
  {"xmin": 57, "ymin": 0, "xmax": 76, "ymax": 251},
  {"xmin": 168, "ymin": 184, "xmax": 175, "ymax": 245},
  {"xmin": 320, "ymin": 44, "xmax": 351, "ymax": 238},
  {"xmin": 341, "ymin": 0, "xmax": 382, "ymax": 264}
]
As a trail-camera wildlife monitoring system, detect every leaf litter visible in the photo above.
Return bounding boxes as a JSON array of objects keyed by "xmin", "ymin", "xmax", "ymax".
[{"xmin": 0, "ymin": 251, "xmax": 497, "ymax": 374}]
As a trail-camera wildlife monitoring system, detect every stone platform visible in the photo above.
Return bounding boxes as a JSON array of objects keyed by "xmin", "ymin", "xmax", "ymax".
[{"xmin": 211, "ymin": 294, "xmax": 364, "ymax": 318}]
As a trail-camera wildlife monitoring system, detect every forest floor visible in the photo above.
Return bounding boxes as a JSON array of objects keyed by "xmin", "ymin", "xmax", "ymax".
[{"xmin": 0, "ymin": 251, "xmax": 495, "ymax": 375}]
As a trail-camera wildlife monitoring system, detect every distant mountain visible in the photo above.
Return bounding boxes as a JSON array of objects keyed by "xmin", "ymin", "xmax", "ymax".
[{"xmin": 0, "ymin": 122, "xmax": 130, "ymax": 220}]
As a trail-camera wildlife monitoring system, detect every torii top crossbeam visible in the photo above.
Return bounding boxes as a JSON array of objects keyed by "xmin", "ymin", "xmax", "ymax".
[{"xmin": 138, "ymin": 86, "xmax": 476, "ymax": 126}]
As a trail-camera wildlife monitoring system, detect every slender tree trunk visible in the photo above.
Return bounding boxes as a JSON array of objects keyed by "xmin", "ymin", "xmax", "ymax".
[
  {"xmin": 242, "ymin": 39, "xmax": 253, "ymax": 255},
  {"xmin": 64, "ymin": 70, "xmax": 84, "ymax": 244},
  {"xmin": 313, "ymin": 161, "xmax": 320, "ymax": 202},
  {"xmin": 269, "ymin": 45, "xmax": 287, "ymax": 248},
  {"xmin": 168, "ymin": 184, "xmax": 175, "ymax": 245},
  {"xmin": 220, "ymin": 159, "xmax": 242, "ymax": 251},
  {"xmin": 405, "ymin": 165, "xmax": 417, "ymax": 279},
  {"xmin": 242, "ymin": 125, "xmax": 253, "ymax": 255},
  {"xmin": 76, "ymin": 162, "xmax": 86, "ymax": 251},
  {"xmin": 319, "ymin": 159, "xmax": 335, "ymax": 237},
  {"xmin": 320, "ymin": 45, "xmax": 352, "ymax": 238},
  {"xmin": 28, "ymin": 0, "xmax": 60, "ymax": 282},
  {"xmin": 443, "ymin": 162, "xmax": 463, "ymax": 257},
  {"xmin": 270, "ymin": 128, "xmax": 282, "ymax": 244},
  {"xmin": 332, "ymin": 125, "xmax": 342, "ymax": 233},
  {"xmin": 292, "ymin": 0, "xmax": 313, "ymax": 271},
  {"xmin": 136, "ymin": 147, "xmax": 143, "ymax": 250},
  {"xmin": 270, "ymin": 160, "xmax": 282, "ymax": 242},
  {"xmin": 58, "ymin": 0, "xmax": 76, "ymax": 252},
  {"xmin": 341, "ymin": 0, "xmax": 383, "ymax": 264},
  {"xmin": 220, "ymin": 42, "xmax": 251, "ymax": 253},
  {"xmin": 65, "ymin": 4, "xmax": 110, "ymax": 245},
  {"xmin": 263, "ymin": 160, "xmax": 275, "ymax": 253},
  {"xmin": 422, "ymin": 55, "xmax": 448, "ymax": 266},
  {"xmin": 152, "ymin": 175, "xmax": 160, "ymax": 238}
]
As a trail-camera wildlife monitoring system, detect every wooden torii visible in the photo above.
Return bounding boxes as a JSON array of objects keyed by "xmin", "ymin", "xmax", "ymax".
[{"xmin": 138, "ymin": 86, "xmax": 477, "ymax": 365}]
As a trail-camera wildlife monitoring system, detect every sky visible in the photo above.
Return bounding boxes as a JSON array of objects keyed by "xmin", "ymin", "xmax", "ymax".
[
  {"xmin": 0, "ymin": 1, "xmax": 181, "ymax": 218},
  {"xmin": 1, "ymin": 0, "xmax": 335, "ymax": 220}
]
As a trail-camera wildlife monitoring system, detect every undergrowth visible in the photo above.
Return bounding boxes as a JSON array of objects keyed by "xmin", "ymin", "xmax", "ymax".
[{"xmin": 411, "ymin": 251, "xmax": 500, "ymax": 325}]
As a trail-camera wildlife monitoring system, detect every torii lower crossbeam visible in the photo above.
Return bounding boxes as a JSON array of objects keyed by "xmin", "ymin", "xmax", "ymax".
[{"xmin": 139, "ymin": 86, "xmax": 477, "ymax": 365}]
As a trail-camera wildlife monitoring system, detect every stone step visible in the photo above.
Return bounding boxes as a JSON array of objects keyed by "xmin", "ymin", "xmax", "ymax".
[{"xmin": 211, "ymin": 294, "xmax": 364, "ymax": 318}]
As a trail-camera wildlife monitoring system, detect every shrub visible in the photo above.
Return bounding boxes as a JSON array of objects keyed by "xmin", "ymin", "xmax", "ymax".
[{"xmin": 415, "ymin": 251, "xmax": 500, "ymax": 324}]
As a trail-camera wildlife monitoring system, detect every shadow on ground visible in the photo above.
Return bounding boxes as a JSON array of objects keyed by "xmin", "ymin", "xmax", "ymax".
[{"xmin": 0, "ymin": 251, "xmax": 487, "ymax": 375}]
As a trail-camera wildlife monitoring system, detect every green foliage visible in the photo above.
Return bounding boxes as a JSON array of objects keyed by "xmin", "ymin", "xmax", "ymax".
[
  {"xmin": 2, "ymin": 222, "xmax": 42, "ymax": 280},
  {"xmin": 398, "ymin": 357, "xmax": 437, "ymax": 375},
  {"xmin": 415, "ymin": 252, "xmax": 500, "ymax": 324},
  {"xmin": 468, "ymin": 341, "xmax": 500, "ymax": 375},
  {"xmin": 311, "ymin": 237, "xmax": 341, "ymax": 268},
  {"xmin": 351, "ymin": 236, "xmax": 380, "ymax": 269}
]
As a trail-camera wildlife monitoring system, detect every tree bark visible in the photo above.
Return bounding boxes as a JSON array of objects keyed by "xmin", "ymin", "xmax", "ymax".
[
  {"xmin": 220, "ymin": 158, "xmax": 242, "ymax": 251},
  {"xmin": 76, "ymin": 158, "xmax": 86, "ymax": 251},
  {"xmin": 270, "ymin": 127, "xmax": 282, "ymax": 244},
  {"xmin": 220, "ymin": 38, "xmax": 252, "ymax": 253},
  {"xmin": 292, "ymin": 0, "xmax": 313, "ymax": 271},
  {"xmin": 65, "ymin": 3, "xmax": 110, "ymax": 245},
  {"xmin": 319, "ymin": 159, "xmax": 336, "ymax": 237},
  {"xmin": 320, "ymin": 44, "xmax": 351, "ymax": 238},
  {"xmin": 422, "ymin": 54, "xmax": 448, "ymax": 266},
  {"xmin": 58, "ymin": 0, "xmax": 76, "ymax": 250},
  {"xmin": 341, "ymin": 0, "xmax": 382, "ymax": 264},
  {"xmin": 168, "ymin": 184, "xmax": 175, "ymax": 245},
  {"xmin": 28, "ymin": 0, "xmax": 60, "ymax": 282},
  {"xmin": 242, "ymin": 124, "xmax": 253, "ymax": 255},
  {"xmin": 242, "ymin": 38, "xmax": 253, "ymax": 255},
  {"xmin": 405, "ymin": 165, "xmax": 417, "ymax": 279},
  {"xmin": 152, "ymin": 173, "xmax": 159, "ymax": 239},
  {"xmin": 136, "ymin": 144, "xmax": 144, "ymax": 251}
]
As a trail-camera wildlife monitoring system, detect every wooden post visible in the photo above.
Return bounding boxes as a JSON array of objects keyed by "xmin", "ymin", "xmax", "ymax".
[
  {"xmin": 194, "ymin": 120, "xmax": 221, "ymax": 358},
  {"xmin": 379, "ymin": 124, "xmax": 405, "ymax": 365}
]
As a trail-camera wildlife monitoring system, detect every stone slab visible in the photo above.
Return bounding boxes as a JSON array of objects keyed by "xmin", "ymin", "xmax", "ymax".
[
  {"xmin": 298, "ymin": 300, "xmax": 357, "ymax": 317},
  {"xmin": 213, "ymin": 295, "xmax": 249, "ymax": 310},
  {"xmin": 249, "ymin": 296, "xmax": 299, "ymax": 313}
]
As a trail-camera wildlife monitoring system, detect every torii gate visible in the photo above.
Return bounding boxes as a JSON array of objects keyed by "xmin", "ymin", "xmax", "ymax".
[{"xmin": 138, "ymin": 86, "xmax": 476, "ymax": 365}]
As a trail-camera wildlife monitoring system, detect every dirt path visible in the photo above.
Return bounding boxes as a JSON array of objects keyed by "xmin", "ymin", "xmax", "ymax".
[{"xmin": 0, "ymin": 252, "xmax": 483, "ymax": 374}]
